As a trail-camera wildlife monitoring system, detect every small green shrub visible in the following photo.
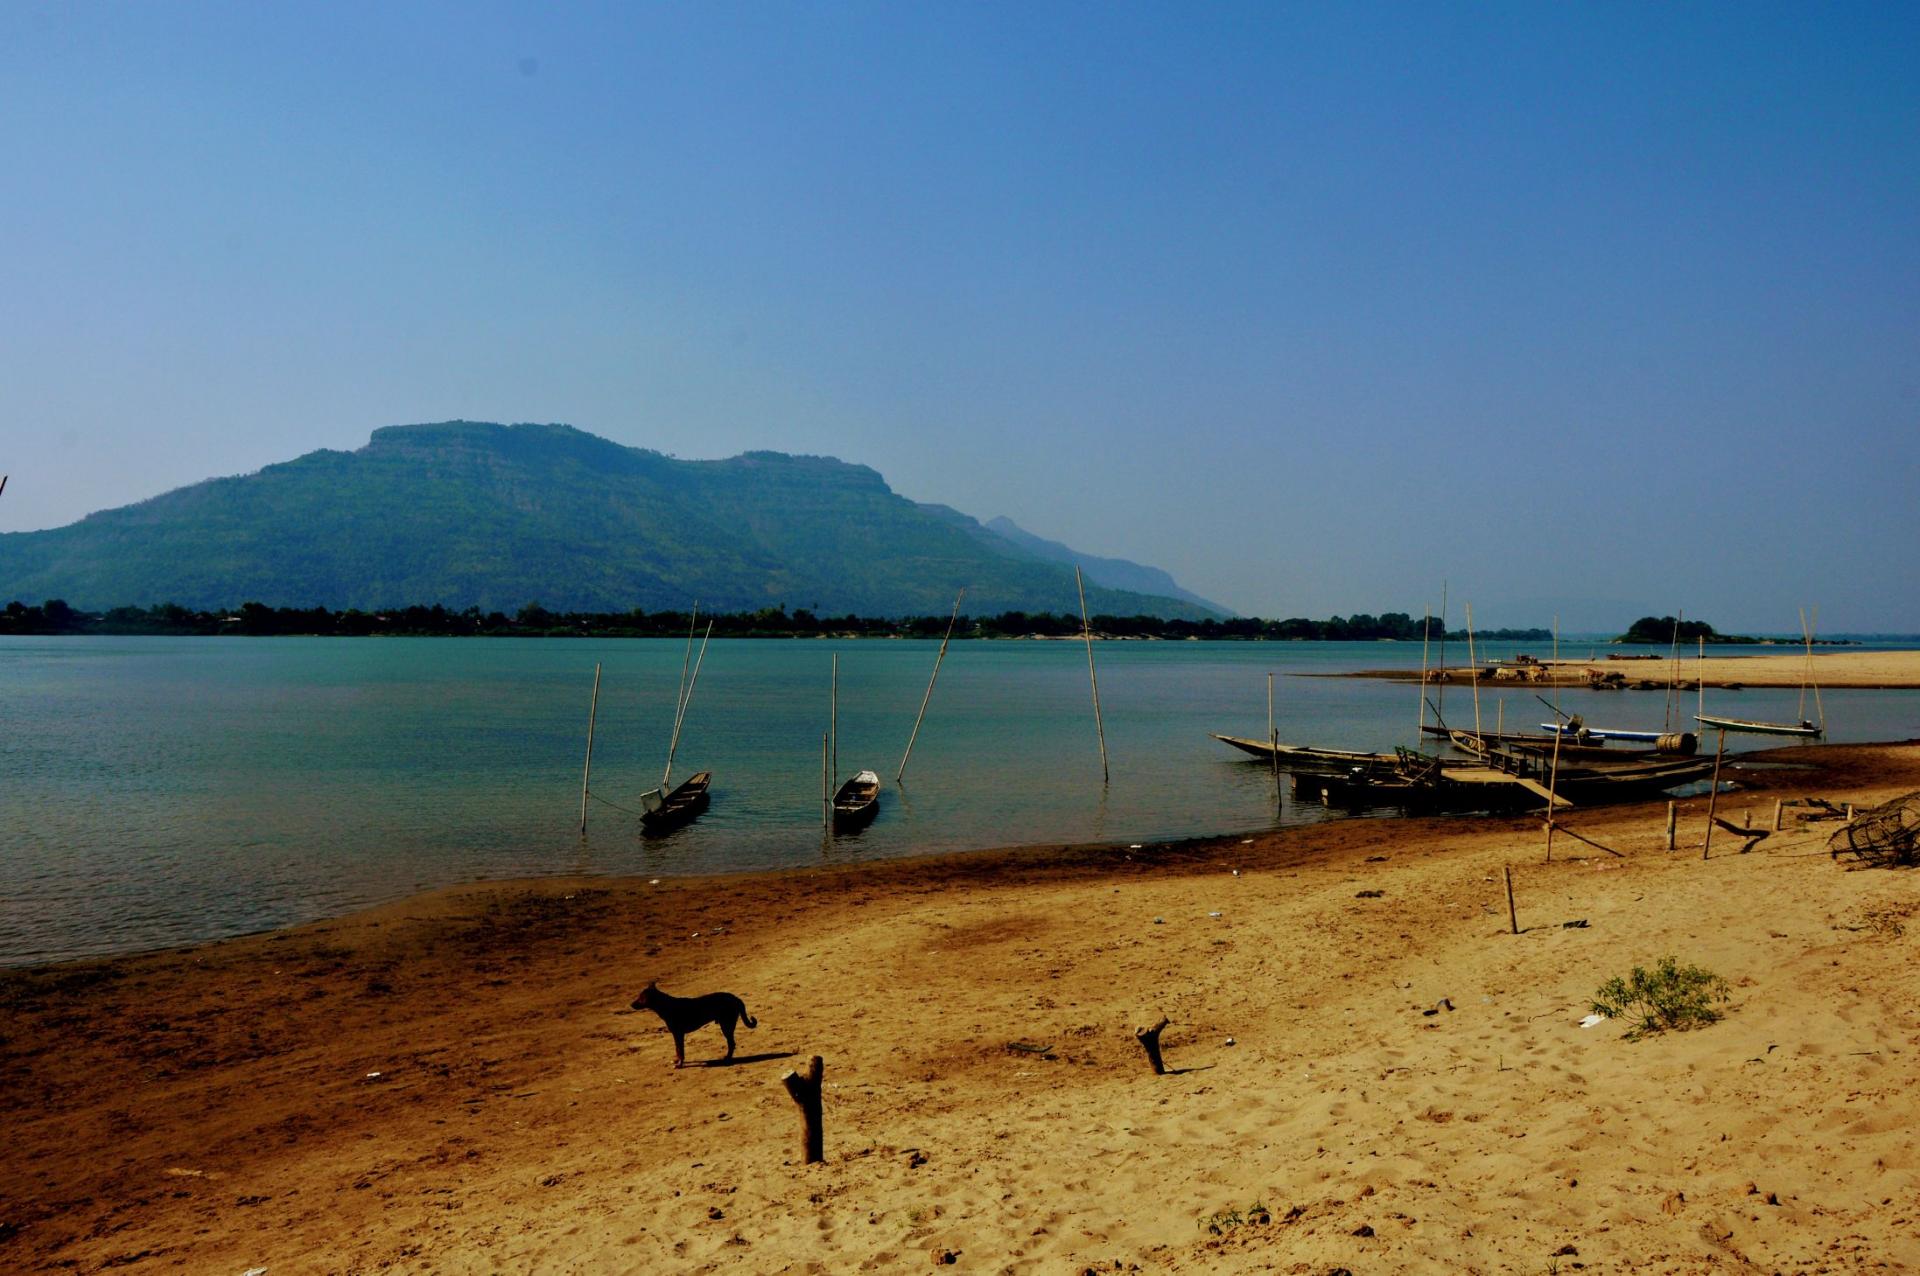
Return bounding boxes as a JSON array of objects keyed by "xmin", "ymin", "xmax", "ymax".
[
  {"xmin": 1199, "ymin": 1201, "xmax": 1271, "ymax": 1234},
  {"xmin": 1592, "ymin": 956, "xmax": 1731, "ymax": 1038}
]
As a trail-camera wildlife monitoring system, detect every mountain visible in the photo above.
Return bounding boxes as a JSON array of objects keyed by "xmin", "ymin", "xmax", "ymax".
[
  {"xmin": 979, "ymin": 516, "xmax": 1234, "ymax": 617},
  {"xmin": 0, "ymin": 422, "xmax": 1221, "ymax": 619}
]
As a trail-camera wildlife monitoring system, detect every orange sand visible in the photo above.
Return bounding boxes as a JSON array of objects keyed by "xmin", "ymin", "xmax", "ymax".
[{"xmin": 3, "ymin": 743, "xmax": 1917, "ymax": 1274}]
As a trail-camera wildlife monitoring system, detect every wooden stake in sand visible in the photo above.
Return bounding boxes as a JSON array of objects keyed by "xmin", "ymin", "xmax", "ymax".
[
  {"xmin": 1773, "ymin": 799, "xmax": 1784, "ymax": 832},
  {"xmin": 779, "ymin": 1055, "xmax": 825, "ymax": 1164},
  {"xmin": 1504, "ymin": 864, "xmax": 1518, "ymax": 935},
  {"xmin": 1666, "ymin": 801, "xmax": 1678, "ymax": 851},
  {"xmin": 579, "ymin": 662, "xmax": 602, "ymax": 834},
  {"xmin": 1135, "ymin": 1017, "xmax": 1170, "ymax": 1075},
  {"xmin": 1076, "ymin": 566, "xmax": 1109, "ymax": 784},
  {"xmin": 1702, "ymin": 728, "xmax": 1727, "ymax": 859},
  {"xmin": 896, "ymin": 587, "xmax": 965, "ymax": 783}
]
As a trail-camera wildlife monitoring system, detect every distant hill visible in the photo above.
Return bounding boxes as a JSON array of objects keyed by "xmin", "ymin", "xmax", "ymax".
[
  {"xmin": 979, "ymin": 516, "xmax": 1233, "ymax": 617},
  {"xmin": 0, "ymin": 421, "xmax": 1221, "ymax": 619}
]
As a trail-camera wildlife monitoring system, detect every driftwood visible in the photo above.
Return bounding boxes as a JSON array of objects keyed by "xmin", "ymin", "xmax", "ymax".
[
  {"xmin": 1135, "ymin": 1017, "xmax": 1170, "ymax": 1075},
  {"xmin": 779, "ymin": 1055, "xmax": 825, "ymax": 1164},
  {"xmin": 1710, "ymin": 816, "xmax": 1770, "ymax": 854}
]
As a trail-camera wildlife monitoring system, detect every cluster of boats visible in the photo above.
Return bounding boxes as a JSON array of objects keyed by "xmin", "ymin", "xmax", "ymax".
[
  {"xmin": 591, "ymin": 611, "xmax": 886, "ymax": 841},
  {"xmin": 1212, "ymin": 714, "xmax": 1724, "ymax": 812}
]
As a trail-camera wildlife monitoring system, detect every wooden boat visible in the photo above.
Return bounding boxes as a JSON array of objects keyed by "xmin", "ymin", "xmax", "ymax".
[
  {"xmin": 832, "ymin": 769, "xmax": 881, "ymax": 827},
  {"xmin": 1694, "ymin": 713, "xmax": 1822, "ymax": 740},
  {"xmin": 1210, "ymin": 734, "xmax": 1398, "ymax": 777},
  {"xmin": 1312, "ymin": 746, "xmax": 1561, "ymax": 812},
  {"xmin": 1475, "ymin": 743, "xmax": 1719, "ymax": 803},
  {"xmin": 1692, "ymin": 608, "xmax": 1826, "ymax": 740},
  {"xmin": 640, "ymin": 771, "xmax": 712, "ymax": 834},
  {"xmin": 1538, "ymin": 721, "xmax": 1694, "ymax": 746}
]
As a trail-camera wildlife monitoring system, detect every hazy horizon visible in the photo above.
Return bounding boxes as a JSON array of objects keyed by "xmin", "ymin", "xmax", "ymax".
[{"xmin": 5, "ymin": 5, "xmax": 1915, "ymax": 632}]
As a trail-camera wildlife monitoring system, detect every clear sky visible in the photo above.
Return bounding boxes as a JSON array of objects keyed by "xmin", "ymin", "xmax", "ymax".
[{"xmin": 3, "ymin": 3, "xmax": 1915, "ymax": 631}]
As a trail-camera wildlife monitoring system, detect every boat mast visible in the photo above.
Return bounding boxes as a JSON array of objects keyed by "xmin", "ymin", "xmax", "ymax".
[
  {"xmin": 661, "ymin": 620, "xmax": 712, "ymax": 791},
  {"xmin": 1801, "ymin": 606, "xmax": 1825, "ymax": 732}
]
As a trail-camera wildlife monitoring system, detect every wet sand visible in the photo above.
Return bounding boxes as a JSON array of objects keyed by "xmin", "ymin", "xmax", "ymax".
[{"xmin": 3, "ymin": 742, "xmax": 1917, "ymax": 1273}]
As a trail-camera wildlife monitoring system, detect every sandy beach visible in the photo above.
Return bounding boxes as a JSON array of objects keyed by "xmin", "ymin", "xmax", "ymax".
[
  {"xmin": 1349, "ymin": 646, "xmax": 1920, "ymax": 690},
  {"xmin": 4, "ymin": 741, "xmax": 1917, "ymax": 1274}
]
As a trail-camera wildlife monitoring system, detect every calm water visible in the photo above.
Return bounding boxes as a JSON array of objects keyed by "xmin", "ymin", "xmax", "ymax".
[{"xmin": 3, "ymin": 635, "xmax": 1915, "ymax": 965}]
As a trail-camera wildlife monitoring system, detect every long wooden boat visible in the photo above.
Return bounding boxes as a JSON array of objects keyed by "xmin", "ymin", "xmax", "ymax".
[
  {"xmin": 640, "ymin": 770, "xmax": 712, "ymax": 834},
  {"xmin": 1694, "ymin": 713, "xmax": 1823, "ymax": 740},
  {"xmin": 1476, "ymin": 745, "xmax": 1719, "ymax": 802},
  {"xmin": 1538, "ymin": 722, "xmax": 1689, "ymax": 745},
  {"xmin": 831, "ymin": 769, "xmax": 881, "ymax": 828},
  {"xmin": 1311, "ymin": 746, "xmax": 1563, "ymax": 812},
  {"xmin": 1210, "ymin": 734, "xmax": 1398, "ymax": 777}
]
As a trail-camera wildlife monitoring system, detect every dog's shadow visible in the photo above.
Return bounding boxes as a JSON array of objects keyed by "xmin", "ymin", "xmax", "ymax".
[{"xmin": 692, "ymin": 1051, "xmax": 797, "ymax": 1068}]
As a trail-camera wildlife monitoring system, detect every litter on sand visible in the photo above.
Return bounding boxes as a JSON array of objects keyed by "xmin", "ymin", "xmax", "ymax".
[{"xmin": 1579, "ymin": 1013, "xmax": 1606, "ymax": 1029}]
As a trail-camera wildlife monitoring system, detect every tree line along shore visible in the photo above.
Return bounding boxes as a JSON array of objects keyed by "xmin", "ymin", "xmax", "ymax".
[{"xmin": 1, "ymin": 598, "xmax": 1557, "ymax": 642}]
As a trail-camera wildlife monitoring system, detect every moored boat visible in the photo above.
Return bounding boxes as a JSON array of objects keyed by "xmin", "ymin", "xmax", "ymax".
[
  {"xmin": 1210, "ymin": 733, "xmax": 1399, "ymax": 778},
  {"xmin": 1694, "ymin": 713, "xmax": 1822, "ymax": 740},
  {"xmin": 640, "ymin": 771, "xmax": 712, "ymax": 834},
  {"xmin": 832, "ymin": 769, "xmax": 881, "ymax": 827}
]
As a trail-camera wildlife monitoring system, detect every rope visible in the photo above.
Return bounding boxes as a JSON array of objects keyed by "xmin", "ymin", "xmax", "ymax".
[{"xmin": 586, "ymin": 789, "xmax": 655, "ymax": 818}]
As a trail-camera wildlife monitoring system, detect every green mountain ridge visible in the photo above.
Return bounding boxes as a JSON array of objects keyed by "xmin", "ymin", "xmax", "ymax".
[{"xmin": 0, "ymin": 421, "xmax": 1219, "ymax": 619}]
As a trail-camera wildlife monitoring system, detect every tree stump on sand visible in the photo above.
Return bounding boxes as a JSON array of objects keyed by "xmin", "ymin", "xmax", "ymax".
[
  {"xmin": 1135, "ymin": 1017, "xmax": 1170, "ymax": 1075},
  {"xmin": 780, "ymin": 1055, "xmax": 825, "ymax": 1164}
]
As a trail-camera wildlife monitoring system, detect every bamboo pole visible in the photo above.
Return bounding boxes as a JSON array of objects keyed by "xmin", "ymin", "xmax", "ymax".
[
  {"xmin": 897, "ymin": 588, "xmax": 965, "ymax": 782},
  {"xmin": 661, "ymin": 620, "xmax": 712, "ymax": 791},
  {"xmin": 1666, "ymin": 612, "xmax": 1681, "ymax": 732},
  {"xmin": 1417, "ymin": 609, "xmax": 1431, "ymax": 742},
  {"xmin": 1801, "ymin": 606, "xmax": 1826, "ymax": 732},
  {"xmin": 1697, "ymin": 636, "xmax": 1705, "ymax": 725},
  {"xmin": 1545, "ymin": 617, "xmax": 1562, "ymax": 861},
  {"xmin": 1268, "ymin": 673, "xmax": 1279, "ymax": 784},
  {"xmin": 1076, "ymin": 566, "xmax": 1109, "ymax": 784},
  {"xmin": 821, "ymin": 733, "xmax": 829, "ymax": 829},
  {"xmin": 1436, "ymin": 582, "xmax": 1447, "ymax": 722},
  {"xmin": 1666, "ymin": 801, "xmax": 1677, "ymax": 851},
  {"xmin": 1466, "ymin": 603, "xmax": 1482, "ymax": 735},
  {"xmin": 1551, "ymin": 614, "xmax": 1560, "ymax": 727},
  {"xmin": 830, "ymin": 653, "xmax": 838, "ymax": 788},
  {"xmin": 579, "ymin": 662, "xmax": 602, "ymax": 833},
  {"xmin": 1702, "ymin": 728, "xmax": 1727, "ymax": 859},
  {"xmin": 1504, "ymin": 864, "xmax": 1518, "ymax": 935}
]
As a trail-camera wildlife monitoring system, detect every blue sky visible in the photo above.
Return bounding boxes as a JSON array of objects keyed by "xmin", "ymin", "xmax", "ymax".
[{"xmin": 3, "ymin": 3, "xmax": 1915, "ymax": 630}]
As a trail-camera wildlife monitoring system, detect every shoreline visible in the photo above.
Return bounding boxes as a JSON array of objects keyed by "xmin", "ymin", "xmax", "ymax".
[
  {"xmin": 4, "ymin": 740, "xmax": 1917, "ymax": 1272},
  {"xmin": 1337, "ymin": 646, "xmax": 1920, "ymax": 689}
]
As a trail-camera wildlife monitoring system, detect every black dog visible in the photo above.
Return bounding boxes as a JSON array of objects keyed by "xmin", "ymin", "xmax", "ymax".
[{"xmin": 630, "ymin": 981, "xmax": 758, "ymax": 1067}]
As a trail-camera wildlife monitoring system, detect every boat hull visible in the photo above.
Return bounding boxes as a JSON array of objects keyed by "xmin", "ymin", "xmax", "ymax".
[
  {"xmin": 831, "ymin": 770, "xmax": 881, "ymax": 829},
  {"xmin": 640, "ymin": 772, "xmax": 712, "ymax": 834}
]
